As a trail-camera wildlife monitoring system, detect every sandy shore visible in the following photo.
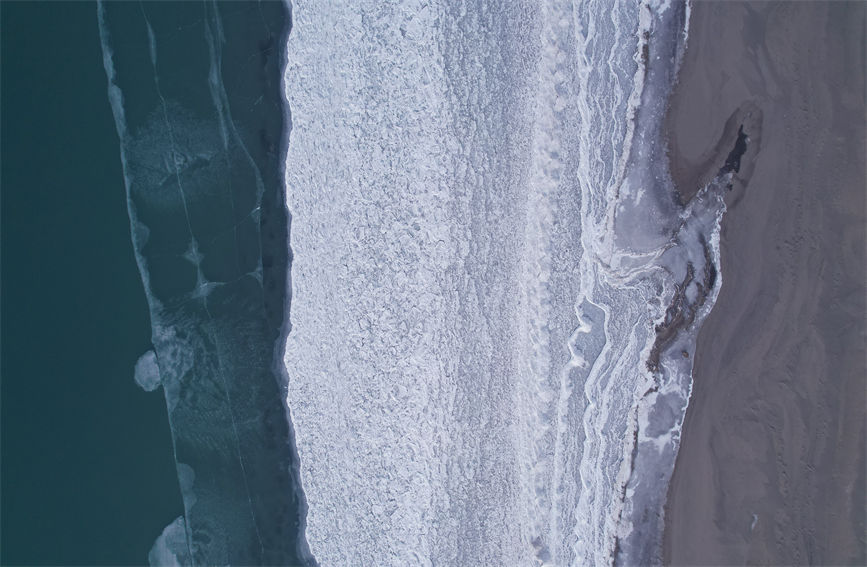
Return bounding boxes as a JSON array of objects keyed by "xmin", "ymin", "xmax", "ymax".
[{"xmin": 663, "ymin": 2, "xmax": 866, "ymax": 565}]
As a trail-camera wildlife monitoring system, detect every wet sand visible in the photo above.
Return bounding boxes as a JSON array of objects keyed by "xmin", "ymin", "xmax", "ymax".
[{"xmin": 664, "ymin": 2, "xmax": 866, "ymax": 565}]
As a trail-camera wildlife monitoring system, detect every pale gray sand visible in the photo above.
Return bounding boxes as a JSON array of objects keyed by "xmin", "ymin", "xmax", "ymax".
[{"xmin": 664, "ymin": 2, "xmax": 866, "ymax": 565}]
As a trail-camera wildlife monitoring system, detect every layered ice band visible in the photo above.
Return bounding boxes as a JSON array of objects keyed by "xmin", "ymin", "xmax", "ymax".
[{"xmin": 283, "ymin": 0, "xmax": 720, "ymax": 565}]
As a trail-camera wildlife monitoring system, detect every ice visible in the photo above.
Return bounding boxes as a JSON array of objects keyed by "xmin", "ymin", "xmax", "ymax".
[
  {"xmin": 99, "ymin": 2, "xmax": 309, "ymax": 564},
  {"xmin": 134, "ymin": 350, "xmax": 161, "ymax": 392},
  {"xmin": 148, "ymin": 516, "xmax": 191, "ymax": 567},
  {"xmin": 283, "ymin": 0, "xmax": 712, "ymax": 566}
]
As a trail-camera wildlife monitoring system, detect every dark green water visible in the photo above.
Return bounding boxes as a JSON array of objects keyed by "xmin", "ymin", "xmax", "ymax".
[{"xmin": 1, "ymin": 2, "xmax": 183, "ymax": 564}]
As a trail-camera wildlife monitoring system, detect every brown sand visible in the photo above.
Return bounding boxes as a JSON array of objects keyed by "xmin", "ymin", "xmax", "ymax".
[{"xmin": 663, "ymin": 2, "xmax": 866, "ymax": 565}]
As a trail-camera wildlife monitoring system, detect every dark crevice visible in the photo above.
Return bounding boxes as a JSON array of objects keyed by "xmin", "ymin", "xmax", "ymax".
[
  {"xmin": 646, "ymin": 234, "xmax": 717, "ymax": 375},
  {"xmin": 718, "ymin": 124, "xmax": 749, "ymax": 177}
]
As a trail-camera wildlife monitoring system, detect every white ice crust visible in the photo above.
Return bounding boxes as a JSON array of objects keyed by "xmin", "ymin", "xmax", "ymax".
[
  {"xmin": 283, "ymin": 1, "xmax": 714, "ymax": 565},
  {"xmin": 134, "ymin": 350, "xmax": 162, "ymax": 392},
  {"xmin": 148, "ymin": 516, "xmax": 190, "ymax": 566}
]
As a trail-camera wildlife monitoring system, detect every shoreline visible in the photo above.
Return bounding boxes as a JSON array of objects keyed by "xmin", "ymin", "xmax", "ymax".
[{"xmin": 663, "ymin": 2, "xmax": 866, "ymax": 565}]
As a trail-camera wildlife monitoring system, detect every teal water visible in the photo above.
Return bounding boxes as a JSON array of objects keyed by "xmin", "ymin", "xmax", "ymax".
[
  {"xmin": 2, "ymin": 1, "xmax": 308, "ymax": 565},
  {"xmin": 1, "ymin": 2, "xmax": 184, "ymax": 564}
]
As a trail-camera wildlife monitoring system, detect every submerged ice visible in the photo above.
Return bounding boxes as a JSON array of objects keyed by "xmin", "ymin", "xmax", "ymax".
[
  {"xmin": 134, "ymin": 350, "xmax": 161, "ymax": 392},
  {"xmin": 99, "ymin": 2, "xmax": 309, "ymax": 565},
  {"xmin": 284, "ymin": 0, "xmax": 723, "ymax": 565},
  {"xmin": 148, "ymin": 516, "xmax": 191, "ymax": 567}
]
